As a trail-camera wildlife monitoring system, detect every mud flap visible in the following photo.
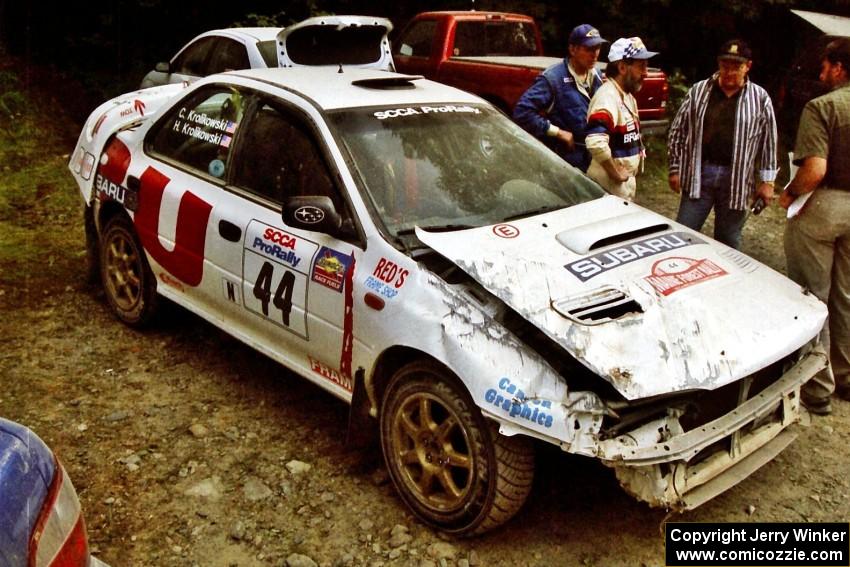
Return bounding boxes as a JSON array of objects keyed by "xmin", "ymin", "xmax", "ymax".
[
  {"xmin": 347, "ymin": 367, "xmax": 376, "ymax": 449},
  {"xmin": 84, "ymin": 204, "xmax": 99, "ymax": 284}
]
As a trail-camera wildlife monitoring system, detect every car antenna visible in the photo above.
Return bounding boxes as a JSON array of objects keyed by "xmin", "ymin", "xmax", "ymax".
[{"xmin": 338, "ymin": 64, "xmax": 344, "ymax": 74}]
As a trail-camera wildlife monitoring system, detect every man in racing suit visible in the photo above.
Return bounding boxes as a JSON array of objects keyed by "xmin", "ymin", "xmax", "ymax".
[
  {"xmin": 585, "ymin": 37, "xmax": 658, "ymax": 200},
  {"xmin": 513, "ymin": 24, "xmax": 607, "ymax": 171}
]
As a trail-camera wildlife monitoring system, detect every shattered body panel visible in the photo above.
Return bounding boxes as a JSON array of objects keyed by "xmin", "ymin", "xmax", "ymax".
[{"xmin": 416, "ymin": 201, "xmax": 825, "ymax": 400}]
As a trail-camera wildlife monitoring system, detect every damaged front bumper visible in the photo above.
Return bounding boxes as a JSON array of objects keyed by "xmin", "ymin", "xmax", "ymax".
[{"xmin": 597, "ymin": 347, "xmax": 827, "ymax": 510}]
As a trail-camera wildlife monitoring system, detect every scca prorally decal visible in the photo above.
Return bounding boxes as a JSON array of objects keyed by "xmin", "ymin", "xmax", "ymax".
[
  {"xmin": 565, "ymin": 231, "xmax": 704, "ymax": 282},
  {"xmin": 252, "ymin": 227, "xmax": 302, "ymax": 268},
  {"xmin": 373, "ymin": 105, "xmax": 481, "ymax": 120},
  {"xmin": 484, "ymin": 377, "xmax": 554, "ymax": 429},
  {"xmin": 311, "ymin": 246, "xmax": 352, "ymax": 293},
  {"xmin": 243, "ymin": 221, "xmax": 318, "ymax": 337},
  {"xmin": 645, "ymin": 257, "xmax": 728, "ymax": 296}
]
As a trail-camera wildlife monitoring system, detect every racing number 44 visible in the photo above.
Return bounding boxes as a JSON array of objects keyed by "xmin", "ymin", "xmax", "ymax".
[{"xmin": 253, "ymin": 261, "xmax": 295, "ymax": 325}]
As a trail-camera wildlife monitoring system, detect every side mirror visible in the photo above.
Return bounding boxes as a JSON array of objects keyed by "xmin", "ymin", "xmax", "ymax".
[
  {"xmin": 283, "ymin": 196, "xmax": 343, "ymax": 235},
  {"xmin": 155, "ymin": 61, "xmax": 172, "ymax": 73}
]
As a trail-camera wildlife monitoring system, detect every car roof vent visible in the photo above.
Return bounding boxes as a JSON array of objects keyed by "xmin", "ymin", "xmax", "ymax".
[
  {"xmin": 352, "ymin": 75, "xmax": 422, "ymax": 89},
  {"xmin": 588, "ymin": 223, "xmax": 670, "ymax": 252},
  {"xmin": 552, "ymin": 286, "xmax": 643, "ymax": 325}
]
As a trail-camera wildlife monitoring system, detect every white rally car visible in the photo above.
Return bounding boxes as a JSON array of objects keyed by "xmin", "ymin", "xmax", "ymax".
[{"xmin": 69, "ymin": 66, "xmax": 827, "ymax": 535}]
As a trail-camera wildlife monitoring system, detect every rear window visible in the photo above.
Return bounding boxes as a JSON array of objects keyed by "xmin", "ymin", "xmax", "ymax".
[
  {"xmin": 285, "ymin": 26, "xmax": 386, "ymax": 66},
  {"xmin": 395, "ymin": 20, "xmax": 437, "ymax": 57},
  {"xmin": 452, "ymin": 21, "xmax": 537, "ymax": 57}
]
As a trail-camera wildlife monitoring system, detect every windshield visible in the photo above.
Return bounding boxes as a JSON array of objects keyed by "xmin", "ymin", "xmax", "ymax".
[{"xmin": 330, "ymin": 104, "xmax": 604, "ymax": 239}]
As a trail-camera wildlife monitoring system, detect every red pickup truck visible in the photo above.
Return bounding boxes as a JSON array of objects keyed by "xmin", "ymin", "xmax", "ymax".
[{"xmin": 393, "ymin": 11, "xmax": 668, "ymax": 129}]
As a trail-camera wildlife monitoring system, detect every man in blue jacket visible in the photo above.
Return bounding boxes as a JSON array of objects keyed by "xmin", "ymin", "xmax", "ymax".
[{"xmin": 513, "ymin": 24, "xmax": 607, "ymax": 171}]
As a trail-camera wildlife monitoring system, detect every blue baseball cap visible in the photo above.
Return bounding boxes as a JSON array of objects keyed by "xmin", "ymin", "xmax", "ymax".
[{"xmin": 569, "ymin": 24, "xmax": 608, "ymax": 47}]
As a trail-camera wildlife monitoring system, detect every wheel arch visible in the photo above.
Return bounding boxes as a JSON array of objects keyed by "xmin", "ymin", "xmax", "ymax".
[{"xmin": 347, "ymin": 345, "xmax": 468, "ymax": 447}]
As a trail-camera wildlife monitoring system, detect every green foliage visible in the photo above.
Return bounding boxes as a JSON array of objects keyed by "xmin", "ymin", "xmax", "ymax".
[
  {"xmin": 665, "ymin": 69, "xmax": 692, "ymax": 121},
  {"xmin": 0, "ymin": 68, "xmax": 79, "ymax": 228}
]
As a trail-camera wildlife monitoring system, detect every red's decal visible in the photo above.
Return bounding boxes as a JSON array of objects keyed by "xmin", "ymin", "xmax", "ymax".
[
  {"xmin": 134, "ymin": 167, "xmax": 212, "ymax": 287},
  {"xmin": 372, "ymin": 257, "xmax": 409, "ymax": 289}
]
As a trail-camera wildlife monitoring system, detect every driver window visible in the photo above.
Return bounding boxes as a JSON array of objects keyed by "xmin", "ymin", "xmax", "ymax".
[
  {"xmin": 231, "ymin": 103, "xmax": 341, "ymax": 211},
  {"xmin": 207, "ymin": 38, "xmax": 250, "ymax": 74},
  {"xmin": 172, "ymin": 37, "xmax": 216, "ymax": 76},
  {"xmin": 147, "ymin": 86, "xmax": 245, "ymax": 179}
]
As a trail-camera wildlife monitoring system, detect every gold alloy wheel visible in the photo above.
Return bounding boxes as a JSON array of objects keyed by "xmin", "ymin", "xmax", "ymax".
[
  {"xmin": 104, "ymin": 231, "xmax": 142, "ymax": 312},
  {"xmin": 390, "ymin": 392, "xmax": 474, "ymax": 512}
]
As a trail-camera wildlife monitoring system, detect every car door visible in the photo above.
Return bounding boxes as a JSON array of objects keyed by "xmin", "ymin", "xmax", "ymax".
[
  {"xmin": 216, "ymin": 97, "xmax": 366, "ymax": 395},
  {"xmin": 140, "ymin": 83, "xmax": 252, "ymax": 314}
]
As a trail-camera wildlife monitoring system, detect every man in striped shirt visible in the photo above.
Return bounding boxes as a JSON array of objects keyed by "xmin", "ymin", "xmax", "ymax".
[{"xmin": 667, "ymin": 40, "xmax": 777, "ymax": 249}]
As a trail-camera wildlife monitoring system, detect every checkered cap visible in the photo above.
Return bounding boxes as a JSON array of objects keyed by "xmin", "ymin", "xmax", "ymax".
[{"xmin": 608, "ymin": 37, "xmax": 658, "ymax": 62}]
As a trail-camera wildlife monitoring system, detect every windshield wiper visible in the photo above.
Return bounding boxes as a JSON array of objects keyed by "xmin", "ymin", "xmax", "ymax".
[
  {"xmin": 397, "ymin": 224, "xmax": 476, "ymax": 235},
  {"xmin": 501, "ymin": 204, "xmax": 566, "ymax": 222}
]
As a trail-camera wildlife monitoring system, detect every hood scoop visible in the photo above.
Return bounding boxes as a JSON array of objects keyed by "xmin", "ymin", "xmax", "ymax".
[
  {"xmin": 557, "ymin": 212, "xmax": 670, "ymax": 255},
  {"xmin": 552, "ymin": 286, "xmax": 643, "ymax": 325}
]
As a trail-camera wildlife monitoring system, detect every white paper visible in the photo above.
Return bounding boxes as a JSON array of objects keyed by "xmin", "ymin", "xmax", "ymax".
[
  {"xmin": 785, "ymin": 152, "xmax": 812, "ymax": 219},
  {"xmin": 786, "ymin": 190, "xmax": 813, "ymax": 219}
]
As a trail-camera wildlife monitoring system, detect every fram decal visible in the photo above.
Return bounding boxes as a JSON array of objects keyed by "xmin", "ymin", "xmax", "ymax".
[
  {"xmin": 484, "ymin": 377, "xmax": 553, "ymax": 429},
  {"xmin": 309, "ymin": 357, "xmax": 353, "ymax": 392},
  {"xmin": 645, "ymin": 257, "xmax": 728, "ymax": 296},
  {"xmin": 565, "ymin": 232, "xmax": 704, "ymax": 282},
  {"xmin": 311, "ymin": 247, "xmax": 352, "ymax": 292}
]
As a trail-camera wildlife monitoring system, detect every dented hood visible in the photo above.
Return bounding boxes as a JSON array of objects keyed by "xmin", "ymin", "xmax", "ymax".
[
  {"xmin": 276, "ymin": 16, "xmax": 394, "ymax": 71},
  {"xmin": 417, "ymin": 196, "xmax": 827, "ymax": 400}
]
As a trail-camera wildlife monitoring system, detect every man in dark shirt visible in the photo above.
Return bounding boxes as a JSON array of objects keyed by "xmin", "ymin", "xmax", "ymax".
[
  {"xmin": 667, "ymin": 40, "xmax": 777, "ymax": 249},
  {"xmin": 780, "ymin": 38, "xmax": 850, "ymax": 415}
]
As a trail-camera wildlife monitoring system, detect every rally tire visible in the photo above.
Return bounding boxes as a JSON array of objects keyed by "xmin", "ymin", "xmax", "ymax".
[
  {"xmin": 99, "ymin": 215, "xmax": 158, "ymax": 327},
  {"xmin": 379, "ymin": 360, "xmax": 535, "ymax": 535}
]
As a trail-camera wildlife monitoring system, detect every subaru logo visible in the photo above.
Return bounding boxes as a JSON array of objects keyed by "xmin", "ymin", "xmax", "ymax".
[{"xmin": 294, "ymin": 206, "xmax": 325, "ymax": 224}]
